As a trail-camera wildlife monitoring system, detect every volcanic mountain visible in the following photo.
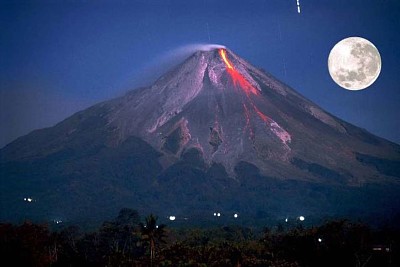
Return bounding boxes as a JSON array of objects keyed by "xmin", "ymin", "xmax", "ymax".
[{"xmin": 1, "ymin": 47, "xmax": 400, "ymax": 225}]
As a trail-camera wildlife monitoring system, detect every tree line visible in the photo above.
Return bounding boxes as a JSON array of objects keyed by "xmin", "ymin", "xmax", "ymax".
[{"xmin": 0, "ymin": 208, "xmax": 398, "ymax": 266}]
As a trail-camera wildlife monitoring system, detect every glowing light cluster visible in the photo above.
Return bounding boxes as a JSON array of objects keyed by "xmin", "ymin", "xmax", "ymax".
[
  {"xmin": 219, "ymin": 49, "xmax": 259, "ymax": 96},
  {"xmin": 23, "ymin": 197, "xmax": 33, "ymax": 202}
]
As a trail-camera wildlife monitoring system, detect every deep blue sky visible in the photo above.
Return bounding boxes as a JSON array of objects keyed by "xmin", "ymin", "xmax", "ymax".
[{"xmin": 1, "ymin": 0, "xmax": 399, "ymax": 147}]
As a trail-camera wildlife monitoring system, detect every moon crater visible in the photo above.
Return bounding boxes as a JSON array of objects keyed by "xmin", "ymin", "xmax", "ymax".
[{"xmin": 328, "ymin": 37, "xmax": 381, "ymax": 90}]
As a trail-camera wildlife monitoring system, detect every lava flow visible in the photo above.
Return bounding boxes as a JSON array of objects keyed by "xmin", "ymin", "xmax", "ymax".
[{"xmin": 219, "ymin": 49, "xmax": 259, "ymax": 96}]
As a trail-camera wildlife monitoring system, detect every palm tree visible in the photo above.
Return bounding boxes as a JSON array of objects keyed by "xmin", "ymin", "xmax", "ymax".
[{"xmin": 139, "ymin": 214, "xmax": 167, "ymax": 266}]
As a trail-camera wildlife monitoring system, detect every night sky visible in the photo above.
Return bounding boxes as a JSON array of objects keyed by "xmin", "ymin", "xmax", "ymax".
[{"xmin": 1, "ymin": 0, "xmax": 399, "ymax": 148}]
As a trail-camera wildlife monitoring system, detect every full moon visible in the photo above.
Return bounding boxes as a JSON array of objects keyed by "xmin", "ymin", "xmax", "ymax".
[{"xmin": 328, "ymin": 37, "xmax": 381, "ymax": 90}]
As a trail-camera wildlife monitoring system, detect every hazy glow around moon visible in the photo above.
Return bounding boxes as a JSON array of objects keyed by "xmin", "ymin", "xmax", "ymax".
[{"xmin": 328, "ymin": 37, "xmax": 381, "ymax": 90}]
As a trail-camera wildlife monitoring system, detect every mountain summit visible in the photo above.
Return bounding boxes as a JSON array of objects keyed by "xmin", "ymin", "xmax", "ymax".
[
  {"xmin": 1, "ymin": 47, "xmax": 399, "ymax": 225},
  {"xmin": 86, "ymin": 47, "xmax": 397, "ymax": 182}
]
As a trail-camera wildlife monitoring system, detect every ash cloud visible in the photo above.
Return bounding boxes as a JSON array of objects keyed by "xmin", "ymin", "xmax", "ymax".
[{"xmin": 120, "ymin": 43, "xmax": 225, "ymax": 90}]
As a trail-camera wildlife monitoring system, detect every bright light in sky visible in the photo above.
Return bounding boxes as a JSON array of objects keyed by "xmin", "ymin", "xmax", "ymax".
[
  {"xmin": 296, "ymin": 0, "xmax": 301, "ymax": 13},
  {"xmin": 217, "ymin": 212, "xmax": 221, "ymax": 217},
  {"xmin": 318, "ymin": 238, "xmax": 322, "ymax": 242},
  {"xmin": 24, "ymin": 197, "xmax": 33, "ymax": 202},
  {"xmin": 213, "ymin": 212, "xmax": 217, "ymax": 216},
  {"xmin": 285, "ymin": 218, "xmax": 288, "ymax": 222},
  {"xmin": 169, "ymin": 216, "xmax": 176, "ymax": 221},
  {"xmin": 299, "ymin": 216, "xmax": 305, "ymax": 221},
  {"xmin": 234, "ymin": 213, "xmax": 238, "ymax": 218}
]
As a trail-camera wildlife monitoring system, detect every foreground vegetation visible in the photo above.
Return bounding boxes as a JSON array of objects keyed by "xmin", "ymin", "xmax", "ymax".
[{"xmin": 0, "ymin": 209, "xmax": 398, "ymax": 267}]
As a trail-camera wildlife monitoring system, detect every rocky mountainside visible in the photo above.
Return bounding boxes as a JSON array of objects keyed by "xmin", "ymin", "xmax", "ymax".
[{"xmin": 1, "ymin": 47, "xmax": 399, "ymax": 226}]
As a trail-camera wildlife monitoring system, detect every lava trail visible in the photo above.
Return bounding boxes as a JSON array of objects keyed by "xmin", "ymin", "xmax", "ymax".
[
  {"xmin": 219, "ymin": 48, "xmax": 272, "ymax": 124},
  {"xmin": 219, "ymin": 49, "xmax": 259, "ymax": 96}
]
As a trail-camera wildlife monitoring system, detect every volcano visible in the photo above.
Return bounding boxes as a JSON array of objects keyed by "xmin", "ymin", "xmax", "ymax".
[{"xmin": 1, "ymin": 47, "xmax": 400, "ymax": 225}]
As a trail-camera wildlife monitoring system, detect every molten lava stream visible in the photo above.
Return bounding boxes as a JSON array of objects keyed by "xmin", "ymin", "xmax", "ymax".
[
  {"xmin": 219, "ymin": 49, "xmax": 259, "ymax": 96},
  {"xmin": 252, "ymin": 104, "xmax": 271, "ymax": 123},
  {"xmin": 220, "ymin": 49, "xmax": 271, "ymax": 134}
]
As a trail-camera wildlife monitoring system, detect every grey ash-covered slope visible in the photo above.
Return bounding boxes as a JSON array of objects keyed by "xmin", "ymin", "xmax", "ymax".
[{"xmin": 1, "ymin": 48, "xmax": 400, "ymax": 224}]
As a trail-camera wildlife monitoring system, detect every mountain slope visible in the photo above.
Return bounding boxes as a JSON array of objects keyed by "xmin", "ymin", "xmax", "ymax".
[{"xmin": 1, "ymin": 47, "xmax": 399, "ymax": 225}]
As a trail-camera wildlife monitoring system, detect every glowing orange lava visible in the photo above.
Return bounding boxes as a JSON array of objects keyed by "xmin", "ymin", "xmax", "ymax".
[
  {"xmin": 253, "ymin": 104, "xmax": 270, "ymax": 123},
  {"xmin": 219, "ymin": 49, "xmax": 259, "ymax": 96},
  {"xmin": 219, "ymin": 49, "xmax": 233, "ymax": 69},
  {"xmin": 219, "ymin": 49, "xmax": 273, "ymax": 138}
]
